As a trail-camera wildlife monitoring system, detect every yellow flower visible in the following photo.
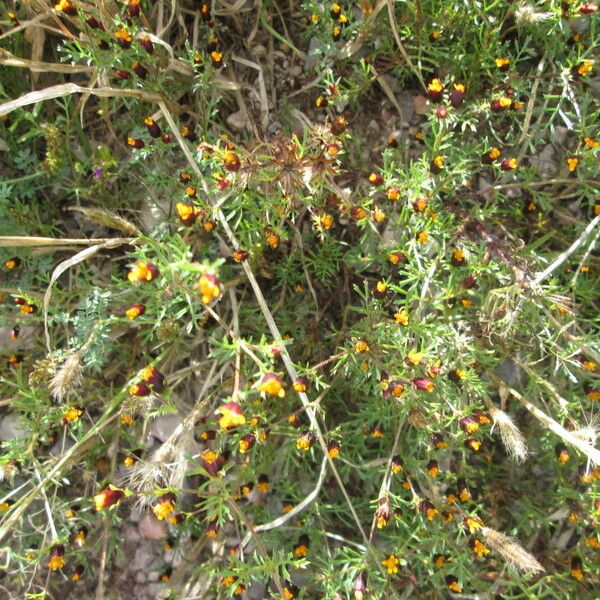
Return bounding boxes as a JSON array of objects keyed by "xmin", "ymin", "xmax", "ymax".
[
  {"xmin": 584, "ymin": 136, "xmax": 599, "ymax": 149},
  {"xmin": 197, "ymin": 274, "xmax": 221, "ymax": 304},
  {"xmin": 394, "ymin": 309, "xmax": 409, "ymax": 325},
  {"xmin": 472, "ymin": 539, "xmax": 490, "ymax": 558},
  {"xmin": 259, "ymin": 373, "xmax": 285, "ymax": 397},
  {"xmin": 428, "ymin": 78, "xmax": 443, "ymax": 93},
  {"xmin": 406, "ymin": 348, "xmax": 424, "ymax": 365},
  {"xmin": 382, "ymin": 553, "xmax": 400, "ymax": 574},
  {"xmin": 320, "ymin": 213, "xmax": 334, "ymax": 229},
  {"xmin": 153, "ymin": 495, "xmax": 176, "ymax": 521},
  {"xmin": 417, "ymin": 230, "xmax": 429, "ymax": 244},
  {"xmin": 432, "ymin": 155, "xmax": 445, "ymax": 170},
  {"xmin": 62, "ymin": 406, "xmax": 83, "ymax": 424},
  {"xmin": 495, "ymin": 57, "xmax": 510, "ymax": 69},
  {"xmin": 577, "ymin": 60, "xmax": 593, "ymax": 76},
  {"xmin": 354, "ymin": 339, "xmax": 370, "ymax": 353},
  {"xmin": 566, "ymin": 156, "xmax": 579, "ymax": 172},
  {"xmin": 386, "ymin": 187, "xmax": 400, "ymax": 201},
  {"xmin": 217, "ymin": 402, "xmax": 246, "ymax": 430},
  {"xmin": 48, "ymin": 553, "xmax": 65, "ymax": 571}
]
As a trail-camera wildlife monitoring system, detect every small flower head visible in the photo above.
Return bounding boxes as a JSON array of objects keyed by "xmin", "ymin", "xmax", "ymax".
[
  {"xmin": 574, "ymin": 60, "xmax": 593, "ymax": 77},
  {"xmin": 386, "ymin": 186, "xmax": 400, "ymax": 201},
  {"xmin": 257, "ymin": 474, "xmax": 269, "ymax": 493},
  {"xmin": 62, "ymin": 405, "xmax": 83, "ymax": 426},
  {"xmin": 259, "ymin": 372, "xmax": 285, "ymax": 397},
  {"xmin": 450, "ymin": 83, "xmax": 465, "ymax": 107},
  {"xmin": 570, "ymin": 556, "xmax": 584, "ymax": 581},
  {"xmin": 501, "ymin": 157, "xmax": 518, "ymax": 171},
  {"xmin": 394, "ymin": 309, "xmax": 409, "ymax": 325},
  {"xmin": 375, "ymin": 496, "xmax": 391, "ymax": 529},
  {"xmin": 354, "ymin": 338, "xmax": 370, "ymax": 353},
  {"xmin": 330, "ymin": 116, "xmax": 347, "ymax": 135},
  {"xmin": 495, "ymin": 57, "xmax": 510, "ymax": 70},
  {"xmin": 382, "ymin": 553, "xmax": 400, "ymax": 574},
  {"xmin": 5, "ymin": 256, "xmax": 21, "ymax": 269},
  {"xmin": 239, "ymin": 433, "xmax": 256, "ymax": 453},
  {"xmin": 293, "ymin": 534, "xmax": 309, "ymax": 558},
  {"xmin": 491, "ymin": 96, "xmax": 513, "ymax": 112},
  {"xmin": 222, "ymin": 150, "xmax": 240, "ymax": 171},
  {"xmin": 115, "ymin": 27, "xmax": 132, "ymax": 49},
  {"xmin": 406, "ymin": 348, "xmax": 424, "ymax": 366},
  {"xmin": 152, "ymin": 493, "xmax": 176, "ymax": 521},
  {"xmin": 426, "ymin": 459, "xmax": 439, "ymax": 477},
  {"xmin": 427, "ymin": 78, "xmax": 444, "ymax": 103},
  {"xmin": 197, "ymin": 273, "xmax": 221, "ymax": 304},
  {"xmin": 127, "ymin": 261, "xmax": 160, "ymax": 283},
  {"xmin": 471, "ymin": 538, "xmax": 490, "ymax": 558},
  {"xmin": 433, "ymin": 553, "xmax": 447, "ymax": 567},
  {"xmin": 140, "ymin": 35, "xmax": 154, "ymax": 53},
  {"xmin": 391, "ymin": 456, "xmax": 404, "ymax": 473},
  {"xmin": 296, "ymin": 431, "xmax": 315, "ymax": 451},
  {"xmin": 566, "ymin": 156, "xmax": 579, "ymax": 172},
  {"xmin": 459, "ymin": 416, "xmax": 479, "ymax": 434},
  {"xmin": 72, "ymin": 527, "xmax": 87, "ymax": 547},
  {"xmin": 431, "ymin": 433, "xmax": 447, "ymax": 449},
  {"xmin": 206, "ymin": 519, "xmax": 219, "ymax": 538},
  {"xmin": 430, "ymin": 155, "xmax": 445, "ymax": 173},
  {"xmin": 464, "ymin": 515, "xmax": 484, "ymax": 534},
  {"xmin": 71, "ymin": 564, "xmax": 85, "ymax": 581},
  {"xmin": 47, "ymin": 544, "xmax": 65, "ymax": 571},
  {"xmin": 445, "ymin": 574, "xmax": 462, "ymax": 593},
  {"xmin": 127, "ymin": 137, "xmax": 144, "ymax": 149},
  {"xmin": 420, "ymin": 499, "xmax": 439, "ymax": 521},
  {"xmin": 94, "ymin": 487, "xmax": 125, "ymax": 511},
  {"xmin": 457, "ymin": 479, "xmax": 472, "ymax": 502},
  {"xmin": 176, "ymin": 202, "xmax": 198, "ymax": 226},
  {"xmin": 327, "ymin": 440, "xmax": 341, "ymax": 458},
  {"xmin": 200, "ymin": 449, "xmax": 225, "ymax": 476},
  {"xmin": 412, "ymin": 378, "xmax": 434, "ymax": 392},
  {"xmin": 264, "ymin": 227, "xmax": 281, "ymax": 249},
  {"xmin": 217, "ymin": 401, "xmax": 246, "ymax": 430},
  {"xmin": 464, "ymin": 438, "xmax": 482, "ymax": 453},
  {"xmin": 125, "ymin": 304, "xmax": 145, "ymax": 320},
  {"xmin": 232, "ymin": 249, "xmax": 249, "ymax": 262}
]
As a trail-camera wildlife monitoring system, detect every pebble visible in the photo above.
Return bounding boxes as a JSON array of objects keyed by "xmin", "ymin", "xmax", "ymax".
[
  {"xmin": 0, "ymin": 414, "xmax": 30, "ymax": 441},
  {"xmin": 148, "ymin": 413, "xmax": 182, "ymax": 443},
  {"xmin": 139, "ymin": 514, "xmax": 167, "ymax": 540}
]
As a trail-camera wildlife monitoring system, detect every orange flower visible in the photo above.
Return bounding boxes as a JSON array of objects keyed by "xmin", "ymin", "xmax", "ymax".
[
  {"xmin": 127, "ymin": 261, "xmax": 159, "ymax": 283},
  {"xmin": 125, "ymin": 304, "xmax": 145, "ymax": 320}
]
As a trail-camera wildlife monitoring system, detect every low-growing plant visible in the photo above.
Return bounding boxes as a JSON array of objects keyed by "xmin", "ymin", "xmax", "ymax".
[{"xmin": 0, "ymin": 1, "xmax": 599, "ymax": 599}]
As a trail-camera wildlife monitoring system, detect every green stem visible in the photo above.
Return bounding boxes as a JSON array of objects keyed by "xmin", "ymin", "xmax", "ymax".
[{"xmin": 0, "ymin": 171, "xmax": 45, "ymax": 186}]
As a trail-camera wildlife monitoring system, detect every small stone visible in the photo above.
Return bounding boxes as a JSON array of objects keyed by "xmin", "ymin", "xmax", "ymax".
[
  {"xmin": 0, "ymin": 414, "xmax": 30, "ymax": 441},
  {"xmin": 132, "ymin": 544, "xmax": 155, "ymax": 570},
  {"xmin": 148, "ymin": 414, "xmax": 182, "ymax": 443},
  {"xmin": 139, "ymin": 514, "xmax": 167, "ymax": 540},
  {"xmin": 135, "ymin": 571, "xmax": 147, "ymax": 584}
]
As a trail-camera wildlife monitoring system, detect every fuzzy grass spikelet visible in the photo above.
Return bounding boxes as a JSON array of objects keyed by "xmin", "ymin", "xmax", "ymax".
[{"xmin": 490, "ymin": 407, "xmax": 528, "ymax": 463}]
